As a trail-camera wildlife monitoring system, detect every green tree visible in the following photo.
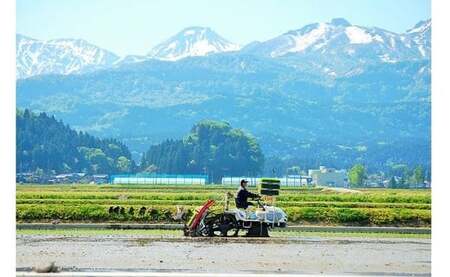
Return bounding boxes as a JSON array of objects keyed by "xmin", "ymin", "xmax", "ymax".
[
  {"xmin": 16, "ymin": 109, "xmax": 136, "ymax": 175},
  {"xmin": 115, "ymin": 156, "xmax": 132, "ymax": 173},
  {"xmin": 348, "ymin": 164, "xmax": 367, "ymax": 187},
  {"xmin": 140, "ymin": 120, "xmax": 265, "ymax": 182},
  {"xmin": 388, "ymin": 164, "xmax": 410, "ymax": 179},
  {"xmin": 34, "ymin": 167, "xmax": 44, "ymax": 177},
  {"xmin": 397, "ymin": 177, "xmax": 408, "ymax": 189},
  {"xmin": 413, "ymin": 165, "xmax": 425, "ymax": 185},
  {"xmin": 388, "ymin": 176, "xmax": 398, "ymax": 188},
  {"xmin": 79, "ymin": 148, "xmax": 110, "ymax": 173}
]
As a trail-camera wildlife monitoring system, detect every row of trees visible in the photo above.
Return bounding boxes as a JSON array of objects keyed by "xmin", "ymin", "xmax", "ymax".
[
  {"xmin": 17, "ymin": 111, "xmax": 265, "ymax": 181},
  {"xmin": 348, "ymin": 163, "xmax": 428, "ymax": 188},
  {"xmin": 16, "ymin": 109, "xmax": 429, "ymax": 186},
  {"xmin": 17, "ymin": 109, "xmax": 135, "ymax": 174}
]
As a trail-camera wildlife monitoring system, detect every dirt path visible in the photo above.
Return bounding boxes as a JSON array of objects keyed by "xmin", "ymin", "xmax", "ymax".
[{"xmin": 16, "ymin": 235, "xmax": 431, "ymax": 276}]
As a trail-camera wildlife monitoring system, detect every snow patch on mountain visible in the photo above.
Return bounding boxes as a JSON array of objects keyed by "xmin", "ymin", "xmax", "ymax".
[
  {"xmin": 406, "ymin": 20, "xmax": 431, "ymax": 58},
  {"xmin": 407, "ymin": 20, "xmax": 431, "ymax": 34},
  {"xmin": 418, "ymin": 45, "xmax": 426, "ymax": 57},
  {"xmin": 288, "ymin": 23, "xmax": 329, "ymax": 53},
  {"xmin": 345, "ymin": 26, "xmax": 373, "ymax": 44},
  {"xmin": 16, "ymin": 34, "xmax": 119, "ymax": 79},
  {"xmin": 379, "ymin": 53, "xmax": 396, "ymax": 63},
  {"xmin": 243, "ymin": 18, "xmax": 430, "ymax": 76},
  {"xmin": 148, "ymin": 27, "xmax": 240, "ymax": 61}
]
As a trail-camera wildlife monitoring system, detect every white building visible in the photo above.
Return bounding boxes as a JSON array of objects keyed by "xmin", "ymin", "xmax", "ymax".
[{"xmin": 308, "ymin": 166, "xmax": 348, "ymax": 187}]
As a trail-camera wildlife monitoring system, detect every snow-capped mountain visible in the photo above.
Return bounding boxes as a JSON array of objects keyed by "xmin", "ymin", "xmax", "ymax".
[
  {"xmin": 16, "ymin": 34, "xmax": 119, "ymax": 79},
  {"xmin": 405, "ymin": 20, "xmax": 431, "ymax": 58},
  {"xmin": 16, "ymin": 19, "xmax": 430, "ymax": 79},
  {"xmin": 242, "ymin": 18, "xmax": 430, "ymax": 76},
  {"xmin": 148, "ymin": 27, "xmax": 240, "ymax": 61}
]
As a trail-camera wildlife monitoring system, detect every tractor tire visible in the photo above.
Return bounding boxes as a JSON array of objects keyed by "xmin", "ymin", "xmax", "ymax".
[
  {"xmin": 206, "ymin": 213, "xmax": 239, "ymax": 237},
  {"xmin": 246, "ymin": 223, "xmax": 269, "ymax": 237}
]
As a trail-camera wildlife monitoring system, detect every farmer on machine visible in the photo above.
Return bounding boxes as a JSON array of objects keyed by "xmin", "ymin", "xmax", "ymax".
[{"xmin": 235, "ymin": 179, "xmax": 260, "ymax": 209}]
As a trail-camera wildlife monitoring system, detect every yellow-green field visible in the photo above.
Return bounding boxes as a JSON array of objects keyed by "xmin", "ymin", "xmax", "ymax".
[{"xmin": 16, "ymin": 184, "xmax": 431, "ymax": 227}]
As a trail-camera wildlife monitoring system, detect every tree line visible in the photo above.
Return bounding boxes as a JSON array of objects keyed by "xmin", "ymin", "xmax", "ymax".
[
  {"xmin": 348, "ymin": 163, "xmax": 428, "ymax": 188},
  {"xmin": 16, "ymin": 109, "xmax": 428, "ymax": 185},
  {"xmin": 17, "ymin": 111, "xmax": 264, "ymax": 181},
  {"xmin": 17, "ymin": 109, "xmax": 135, "ymax": 174},
  {"xmin": 140, "ymin": 120, "xmax": 265, "ymax": 183}
]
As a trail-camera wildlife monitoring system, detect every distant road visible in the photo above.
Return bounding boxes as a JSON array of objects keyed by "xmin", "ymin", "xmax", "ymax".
[{"xmin": 16, "ymin": 234, "xmax": 430, "ymax": 276}]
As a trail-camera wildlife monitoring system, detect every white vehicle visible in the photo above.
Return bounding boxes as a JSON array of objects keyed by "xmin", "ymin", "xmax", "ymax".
[{"xmin": 184, "ymin": 198, "xmax": 288, "ymax": 237}]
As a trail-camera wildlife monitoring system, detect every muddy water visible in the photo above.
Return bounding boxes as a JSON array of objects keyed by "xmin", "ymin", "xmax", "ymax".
[{"xmin": 16, "ymin": 235, "xmax": 431, "ymax": 275}]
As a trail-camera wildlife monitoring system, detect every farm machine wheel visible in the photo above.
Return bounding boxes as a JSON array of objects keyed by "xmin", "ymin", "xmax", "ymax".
[
  {"xmin": 207, "ymin": 214, "xmax": 239, "ymax": 237},
  {"xmin": 246, "ymin": 223, "xmax": 269, "ymax": 237}
]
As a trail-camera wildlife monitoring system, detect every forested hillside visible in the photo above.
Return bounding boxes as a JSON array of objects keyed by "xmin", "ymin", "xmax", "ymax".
[
  {"xmin": 140, "ymin": 120, "xmax": 264, "ymax": 182},
  {"xmin": 16, "ymin": 109, "xmax": 135, "ymax": 174}
]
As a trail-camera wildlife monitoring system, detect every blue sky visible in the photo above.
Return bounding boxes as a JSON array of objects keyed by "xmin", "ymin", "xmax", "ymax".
[{"xmin": 17, "ymin": 0, "xmax": 430, "ymax": 56}]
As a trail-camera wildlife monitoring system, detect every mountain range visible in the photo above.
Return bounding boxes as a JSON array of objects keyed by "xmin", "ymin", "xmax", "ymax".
[
  {"xmin": 16, "ymin": 18, "xmax": 431, "ymax": 174},
  {"xmin": 16, "ymin": 34, "xmax": 119, "ymax": 79},
  {"xmin": 16, "ymin": 18, "xmax": 430, "ymax": 79}
]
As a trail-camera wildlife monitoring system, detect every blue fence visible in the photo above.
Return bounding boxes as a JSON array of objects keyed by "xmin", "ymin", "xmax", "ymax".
[{"xmin": 110, "ymin": 173, "xmax": 208, "ymax": 185}]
